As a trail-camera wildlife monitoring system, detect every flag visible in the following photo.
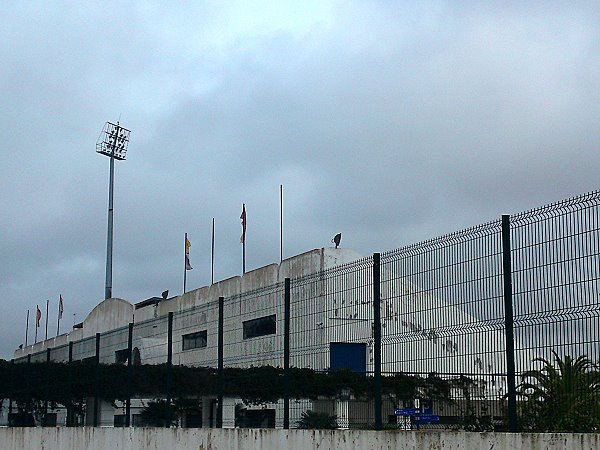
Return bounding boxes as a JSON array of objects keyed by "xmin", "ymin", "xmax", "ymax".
[
  {"xmin": 240, "ymin": 204, "xmax": 247, "ymax": 244},
  {"xmin": 36, "ymin": 306, "xmax": 41, "ymax": 328},
  {"xmin": 59, "ymin": 295, "xmax": 64, "ymax": 320},
  {"xmin": 185, "ymin": 236, "xmax": 193, "ymax": 270}
]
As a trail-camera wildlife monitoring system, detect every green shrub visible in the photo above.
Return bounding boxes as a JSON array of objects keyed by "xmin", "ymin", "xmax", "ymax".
[{"xmin": 296, "ymin": 410, "xmax": 338, "ymax": 429}]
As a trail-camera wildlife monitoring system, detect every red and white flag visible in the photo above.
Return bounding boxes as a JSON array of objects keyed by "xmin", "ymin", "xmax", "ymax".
[
  {"xmin": 36, "ymin": 306, "xmax": 42, "ymax": 328},
  {"xmin": 240, "ymin": 204, "xmax": 247, "ymax": 244}
]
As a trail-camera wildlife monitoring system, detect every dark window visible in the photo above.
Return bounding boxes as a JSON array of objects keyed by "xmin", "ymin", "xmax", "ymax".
[
  {"xmin": 236, "ymin": 406, "xmax": 276, "ymax": 428},
  {"xmin": 132, "ymin": 347, "xmax": 141, "ymax": 365},
  {"xmin": 132, "ymin": 414, "xmax": 144, "ymax": 427},
  {"xmin": 184, "ymin": 413, "xmax": 202, "ymax": 428},
  {"xmin": 115, "ymin": 348, "xmax": 129, "ymax": 364},
  {"xmin": 8, "ymin": 412, "xmax": 35, "ymax": 427},
  {"xmin": 182, "ymin": 330, "xmax": 207, "ymax": 350},
  {"xmin": 329, "ymin": 342, "xmax": 367, "ymax": 374},
  {"xmin": 243, "ymin": 315, "xmax": 276, "ymax": 339},
  {"xmin": 43, "ymin": 413, "xmax": 57, "ymax": 427},
  {"xmin": 244, "ymin": 409, "xmax": 276, "ymax": 428},
  {"xmin": 114, "ymin": 414, "xmax": 126, "ymax": 427}
]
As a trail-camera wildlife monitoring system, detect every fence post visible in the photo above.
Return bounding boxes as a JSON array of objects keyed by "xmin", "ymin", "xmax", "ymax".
[
  {"xmin": 67, "ymin": 341, "xmax": 73, "ymax": 426},
  {"xmin": 283, "ymin": 278, "xmax": 291, "ymax": 429},
  {"xmin": 373, "ymin": 252, "xmax": 382, "ymax": 430},
  {"xmin": 26, "ymin": 354, "xmax": 31, "ymax": 417},
  {"xmin": 217, "ymin": 296, "xmax": 224, "ymax": 428},
  {"xmin": 44, "ymin": 348, "xmax": 51, "ymax": 426},
  {"xmin": 8, "ymin": 359, "xmax": 14, "ymax": 424},
  {"xmin": 94, "ymin": 332, "xmax": 100, "ymax": 427},
  {"xmin": 166, "ymin": 312, "xmax": 174, "ymax": 427},
  {"xmin": 126, "ymin": 322, "xmax": 133, "ymax": 427},
  {"xmin": 502, "ymin": 214, "xmax": 518, "ymax": 431}
]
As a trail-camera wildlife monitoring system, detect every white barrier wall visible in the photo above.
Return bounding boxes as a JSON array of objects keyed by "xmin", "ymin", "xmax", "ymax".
[{"xmin": 1, "ymin": 428, "xmax": 599, "ymax": 450}]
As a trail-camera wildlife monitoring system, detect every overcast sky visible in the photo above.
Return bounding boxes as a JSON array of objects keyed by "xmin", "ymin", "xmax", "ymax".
[{"xmin": 1, "ymin": 1, "xmax": 599, "ymax": 359}]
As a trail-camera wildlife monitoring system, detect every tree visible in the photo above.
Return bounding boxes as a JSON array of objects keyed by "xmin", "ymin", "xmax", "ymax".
[
  {"xmin": 451, "ymin": 375, "xmax": 494, "ymax": 432},
  {"xmin": 139, "ymin": 399, "xmax": 179, "ymax": 427},
  {"xmin": 296, "ymin": 410, "xmax": 338, "ymax": 429},
  {"xmin": 517, "ymin": 351, "xmax": 600, "ymax": 432}
]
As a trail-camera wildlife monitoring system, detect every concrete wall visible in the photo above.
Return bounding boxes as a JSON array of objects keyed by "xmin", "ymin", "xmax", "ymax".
[
  {"xmin": 1, "ymin": 428, "xmax": 599, "ymax": 450},
  {"xmin": 82, "ymin": 298, "xmax": 134, "ymax": 339}
]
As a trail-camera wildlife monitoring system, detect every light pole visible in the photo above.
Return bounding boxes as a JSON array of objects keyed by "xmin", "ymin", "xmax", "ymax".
[{"xmin": 96, "ymin": 121, "xmax": 131, "ymax": 299}]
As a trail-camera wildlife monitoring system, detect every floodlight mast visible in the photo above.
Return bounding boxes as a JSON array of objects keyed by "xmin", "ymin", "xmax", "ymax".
[{"xmin": 96, "ymin": 122, "xmax": 131, "ymax": 300}]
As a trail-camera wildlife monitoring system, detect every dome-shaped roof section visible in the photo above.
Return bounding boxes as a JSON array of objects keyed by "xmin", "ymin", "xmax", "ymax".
[{"xmin": 83, "ymin": 298, "xmax": 134, "ymax": 338}]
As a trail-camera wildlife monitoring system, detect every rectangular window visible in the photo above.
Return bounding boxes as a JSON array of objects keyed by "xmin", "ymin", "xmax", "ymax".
[
  {"xmin": 132, "ymin": 414, "xmax": 144, "ymax": 427},
  {"xmin": 330, "ymin": 342, "xmax": 367, "ymax": 374},
  {"xmin": 182, "ymin": 330, "xmax": 207, "ymax": 350},
  {"xmin": 184, "ymin": 413, "xmax": 202, "ymax": 428},
  {"xmin": 114, "ymin": 414, "xmax": 126, "ymax": 427},
  {"xmin": 115, "ymin": 348, "xmax": 129, "ymax": 364},
  {"xmin": 239, "ymin": 408, "xmax": 276, "ymax": 428},
  {"xmin": 243, "ymin": 315, "xmax": 276, "ymax": 339},
  {"xmin": 43, "ymin": 413, "xmax": 57, "ymax": 427}
]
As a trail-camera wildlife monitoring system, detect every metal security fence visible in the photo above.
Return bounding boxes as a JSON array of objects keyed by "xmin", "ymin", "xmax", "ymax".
[
  {"xmin": 3, "ymin": 190, "xmax": 600, "ymax": 432},
  {"xmin": 509, "ymin": 192, "xmax": 600, "ymax": 432},
  {"xmin": 511, "ymin": 191, "xmax": 600, "ymax": 368},
  {"xmin": 380, "ymin": 220, "xmax": 505, "ymax": 375},
  {"xmin": 288, "ymin": 257, "xmax": 375, "ymax": 428},
  {"xmin": 379, "ymin": 220, "xmax": 507, "ymax": 430}
]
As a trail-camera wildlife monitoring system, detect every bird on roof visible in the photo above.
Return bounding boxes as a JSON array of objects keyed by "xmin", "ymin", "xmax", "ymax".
[{"xmin": 332, "ymin": 233, "xmax": 342, "ymax": 249}]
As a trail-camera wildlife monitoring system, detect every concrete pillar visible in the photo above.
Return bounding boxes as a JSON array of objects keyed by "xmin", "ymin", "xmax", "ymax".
[
  {"xmin": 202, "ymin": 397, "xmax": 213, "ymax": 428},
  {"xmin": 336, "ymin": 399, "xmax": 349, "ymax": 430},
  {"xmin": 222, "ymin": 397, "xmax": 236, "ymax": 428}
]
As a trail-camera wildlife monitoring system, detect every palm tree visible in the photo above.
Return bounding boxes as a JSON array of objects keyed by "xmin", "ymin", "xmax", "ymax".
[{"xmin": 517, "ymin": 351, "xmax": 600, "ymax": 432}]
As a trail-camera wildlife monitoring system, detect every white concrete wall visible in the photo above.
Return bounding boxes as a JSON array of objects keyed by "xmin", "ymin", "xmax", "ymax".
[
  {"xmin": 83, "ymin": 298, "xmax": 134, "ymax": 339},
  {"xmin": 1, "ymin": 428, "xmax": 599, "ymax": 450}
]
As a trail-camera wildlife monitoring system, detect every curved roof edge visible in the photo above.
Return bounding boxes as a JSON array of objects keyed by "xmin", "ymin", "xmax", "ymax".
[{"xmin": 82, "ymin": 297, "xmax": 134, "ymax": 338}]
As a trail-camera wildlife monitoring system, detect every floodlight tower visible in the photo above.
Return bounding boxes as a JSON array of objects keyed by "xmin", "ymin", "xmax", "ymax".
[{"xmin": 96, "ymin": 121, "xmax": 131, "ymax": 300}]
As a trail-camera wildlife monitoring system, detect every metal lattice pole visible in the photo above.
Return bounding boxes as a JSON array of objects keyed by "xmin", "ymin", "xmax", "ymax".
[{"xmin": 96, "ymin": 122, "xmax": 131, "ymax": 300}]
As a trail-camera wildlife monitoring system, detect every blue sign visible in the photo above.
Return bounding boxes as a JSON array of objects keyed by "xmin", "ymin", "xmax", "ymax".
[
  {"xmin": 413, "ymin": 414, "xmax": 440, "ymax": 423},
  {"xmin": 394, "ymin": 407, "xmax": 434, "ymax": 416},
  {"xmin": 394, "ymin": 408, "xmax": 421, "ymax": 416}
]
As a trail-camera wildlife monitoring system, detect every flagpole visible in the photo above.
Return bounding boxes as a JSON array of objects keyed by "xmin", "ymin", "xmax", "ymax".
[
  {"xmin": 183, "ymin": 233, "xmax": 188, "ymax": 294},
  {"xmin": 280, "ymin": 184, "xmax": 283, "ymax": 263},
  {"xmin": 211, "ymin": 218, "xmax": 215, "ymax": 285},
  {"xmin": 34, "ymin": 306, "xmax": 38, "ymax": 343},
  {"xmin": 45, "ymin": 299, "xmax": 49, "ymax": 340},
  {"xmin": 25, "ymin": 309, "xmax": 29, "ymax": 347},
  {"xmin": 57, "ymin": 296, "xmax": 61, "ymax": 337},
  {"xmin": 241, "ymin": 204, "xmax": 246, "ymax": 274}
]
